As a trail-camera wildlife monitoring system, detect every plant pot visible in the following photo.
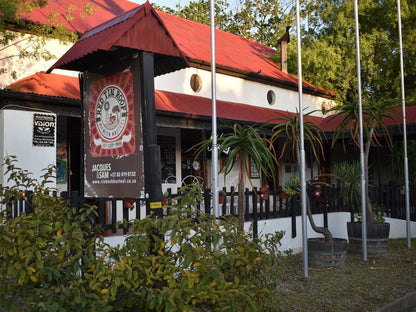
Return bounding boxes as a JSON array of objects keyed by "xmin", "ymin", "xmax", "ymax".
[
  {"xmin": 260, "ymin": 192, "xmax": 269, "ymax": 200},
  {"xmin": 219, "ymin": 195, "xmax": 225, "ymax": 204},
  {"xmin": 347, "ymin": 222, "xmax": 390, "ymax": 254},
  {"xmin": 308, "ymin": 238, "xmax": 347, "ymax": 268},
  {"xmin": 280, "ymin": 191, "xmax": 288, "ymax": 200},
  {"xmin": 163, "ymin": 197, "xmax": 168, "ymax": 206}
]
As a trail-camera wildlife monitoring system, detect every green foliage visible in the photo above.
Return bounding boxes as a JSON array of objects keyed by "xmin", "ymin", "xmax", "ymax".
[
  {"xmin": 0, "ymin": 156, "xmax": 100, "ymax": 311},
  {"xmin": 282, "ymin": 175, "xmax": 301, "ymax": 199},
  {"xmin": 155, "ymin": 0, "xmax": 296, "ymax": 49},
  {"xmin": 291, "ymin": 0, "xmax": 416, "ymax": 104},
  {"xmin": 333, "ymin": 161, "xmax": 361, "ymax": 211},
  {"xmin": 327, "ymin": 97, "xmax": 397, "ymax": 223},
  {"xmin": 0, "ymin": 0, "xmax": 96, "ymax": 81},
  {"xmin": 191, "ymin": 123, "xmax": 278, "ymax": 230},
  {"xmin": 393, "ymin": 139, "xmax": 416, "ymax": 186},
  {"xmin": 90, "ymin": 184, "xmax": 284, "ymax": 311},
  {"xmin": 327, "ymin": 97, "xmax": 397, "ymax": 151},
  {"xmin": 271, "ymin": 109, "xmax": 326, "ymax": 163},
  {"xmin": 0, "ymin": 159, "xmax": 284, "ymax": 311},
  {"xmin": 355, "ymin": 203, "xmax": 386, "ymax": 225}
]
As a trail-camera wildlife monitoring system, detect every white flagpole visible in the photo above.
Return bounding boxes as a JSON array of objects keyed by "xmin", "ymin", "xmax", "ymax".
[
  {"xmin": 295, "ymin": 0, "xmax": 308, "ymax": 277},
  {"xmin": 353, "ymin": 0, "xmax": 367, "ymax": 261},
  {"xmin": 210, "ymin": 0, "xmax": 219, "ymax": 221},
  {"xmin": 397, "ymin": 0, "xmax": 411, "ymax": 248}
]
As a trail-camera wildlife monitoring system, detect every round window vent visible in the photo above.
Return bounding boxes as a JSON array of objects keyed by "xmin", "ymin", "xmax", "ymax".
[
  {"xmin": 267, "ymin": 90, "xmax": 276, "ymax": 105},
  {"xmin": 190, "ymin": 74, "xmax": 202, "ymax": 92}
]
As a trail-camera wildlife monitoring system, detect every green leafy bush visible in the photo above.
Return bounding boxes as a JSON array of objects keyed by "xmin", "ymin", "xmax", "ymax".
[
  {"xmin": 0, "ymin": 158, "xmax": 284, "ymax": 311},
  {"xmin": 0, "ymin": 156, "xmax": 100, "ymax": 311}
]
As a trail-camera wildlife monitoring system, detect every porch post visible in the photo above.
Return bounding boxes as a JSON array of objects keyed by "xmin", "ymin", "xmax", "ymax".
[{"xmin": 140, "ymin": 51, "xmax": 163, "ymax": 217}]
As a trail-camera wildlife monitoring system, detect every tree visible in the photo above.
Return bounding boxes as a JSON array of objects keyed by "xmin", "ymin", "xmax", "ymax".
[
  {"xmin": 0, "ymin": 0, "xmax": 95, "ymax": 82},
  {"xmin": 327, "ymin": 97, "xmax": 398, "ymax": 223},
  {"xmin": 271, "ymin": 110, "xmax": 334, "ymax": 240},
  {"xmin": 155, "ymin": 0, "xmax": 299, "ymax": 49},
  {"xmin": 192, "ymin": 124, "xmax": 278, "ymax": 231},
  {"xmin": 289, "ymin": 0, "xmax": 416, "ymax": 105}
]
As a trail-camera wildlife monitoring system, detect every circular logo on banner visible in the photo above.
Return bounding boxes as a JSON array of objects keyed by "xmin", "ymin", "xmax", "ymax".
[
  {"xmin": 89, "ymin": 71, "xmax": 136, "ymax": 157},
  {"xmin": 95, "ymin": 85, "xmax": 128, "ymax": 142}
]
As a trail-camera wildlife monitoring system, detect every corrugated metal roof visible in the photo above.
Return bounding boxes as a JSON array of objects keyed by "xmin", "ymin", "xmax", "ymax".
[
  {"xmin": 45, "ymin": 2, "xmax": 331, "ymax": 95},
  {"xmin": 48, "ymin": 2, "xmax": 188, "ymax": 73},
  {"xmin": 8, "ymin": 72, "xmax": 416, "ymax": 130},
  {"xmin": 20, "ymin": 0, "xmax": 138, "ymax": 34},
  {"xmin": 4, "ymin": 72, "xmax": 295, "ymax": 124},
  {"xmin": 7, "ymin": 71, "xmax": 80, "ymax": 100}
]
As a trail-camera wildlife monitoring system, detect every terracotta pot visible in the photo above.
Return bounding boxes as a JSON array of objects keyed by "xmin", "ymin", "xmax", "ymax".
[
  {"xmin": 163, "ymin": 197, "xmax": 168, "ymax": 206},
  {"xmin": 260, "ymin": 192, "xmax": 269, "ymax": 200},
  {"xmin": 219, "ymin": 195, "xmax": 225, "ymax": 204}
]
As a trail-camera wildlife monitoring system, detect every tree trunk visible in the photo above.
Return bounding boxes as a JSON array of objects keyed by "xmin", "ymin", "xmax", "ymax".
[
  {"xmin": 364, "ymin": 128, "xmax": 375, "ymax": 224},
  {"xmin": 297, "ymin": 147, "xmax": 333, "ymax": 241}
]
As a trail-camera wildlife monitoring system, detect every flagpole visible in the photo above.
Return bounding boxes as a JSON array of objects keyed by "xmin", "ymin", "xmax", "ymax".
[
  {"xmin": 397, "ymin": 0, "xmax": 411, "ymax": 248},
  {"xmin": 295, "ymin": 0, "xmax": 308, "ymax": 277},
  {"xmin": 353, "ymin": 0, "xmax": 367, "ymax": 261},
  {"xmin": 210, "ymin": 0, "xmax": 219, "ymax": 221}
]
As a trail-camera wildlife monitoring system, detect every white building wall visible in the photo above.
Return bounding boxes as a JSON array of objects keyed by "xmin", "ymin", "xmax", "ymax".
[
  {"xmin": 0, "ymin": 109, "xmax": 57, "ymax": 189},
  {"xmin": 155, "ymin": 68, "xmax": 333, "ymax": 116},
  {"xmin": 104, "ymin": 212, "xmax": 416, "ymax": 253}
]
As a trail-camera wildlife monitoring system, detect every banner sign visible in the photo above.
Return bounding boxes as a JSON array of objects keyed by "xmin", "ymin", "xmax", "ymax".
[
  {"xmin": 33, "ymin": 113, "xmax": 55, "ymax": 147},
  {"xmin": 84, "ymin": 71, "xmax": 144, "ymax": 198}
]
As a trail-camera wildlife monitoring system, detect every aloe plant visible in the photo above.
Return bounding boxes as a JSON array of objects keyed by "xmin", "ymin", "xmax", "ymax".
[
  {"xmin": 192, "ymin": 123, "xmax": 278, "ymax": 230},
  {"xmin": 271, "ymin": 109, "xmax": 331, "ymax": 240},
  {"xmin": 327, "ymin": 97, "xmax": 398, "ymax": 223},
  {"xmin": 333, "ymin": 161, "xmax": 361, "ymax": 213}
]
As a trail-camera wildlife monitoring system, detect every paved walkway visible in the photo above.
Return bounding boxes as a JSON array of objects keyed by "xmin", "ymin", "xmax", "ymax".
[{"xmin": 376, "ymin": 291, "xmax": 416, "ymax": 312}]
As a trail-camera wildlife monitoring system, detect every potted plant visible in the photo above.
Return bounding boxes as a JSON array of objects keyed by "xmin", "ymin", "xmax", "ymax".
[
  {"xmin": 327, "ymin": 97, "xmax": 396, "ymax": 254},
  {"xmin": 333, "ymin": 160, "xmax": 390, "ymax": 254},
  {"xmin": 272, "ymin": 111, "xmax": 347, "ymax": 268},
  {"xmin": 218, "ymin": 189, "xmax": 226, "ymax": 204},
  {"xmin": 327, "ymin": 97, "xmax": 398, "ymax": 219},
  {"xmin": 282, "ymin": 175, "xmax": 301, "ymax": 200},
  {"xmin": 192, "ymin": 123, "xmax": 278, "ymax": 230},
  {"xmin": 162, "ymin": 191, "xmax": 169, "ymax": 206},
  {"xmin": 259, "ymin": 184, "xmax": 269, "ymax": 200},
  {"xmin": 346, "ymin": 203, "xmax": 390, "ymax": 254}
]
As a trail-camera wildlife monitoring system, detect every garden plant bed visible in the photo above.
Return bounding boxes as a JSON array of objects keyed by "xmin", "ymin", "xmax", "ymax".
[{"xmin": 274, "ymin": 239, "xmax": 416, "ymax": 312}]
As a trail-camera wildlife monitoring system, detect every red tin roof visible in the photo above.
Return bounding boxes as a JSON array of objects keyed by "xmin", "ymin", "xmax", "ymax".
[
  {"xmin": 157, "ymin": 10, "xmax": 320, "ymax": 91},
  {"xmin": 48, "ymin": 2, "xmax": 188, "ymax": 73},
  {"xmin": 7, "ymin": 72, "xmax": 80, "ymax": 99},
  {"xmin": 44, "ymin": 1, "xmax": 331, "ymax": 95},
  {"xmin": 6, "ymin": 72, "xmax": 292, "ymax": 124},
  {"xmin": 9, "ymin": 72, "xmax": 416, "ymax": 129},
  {"xmin": 19, "ymin": 0, "xmax": 138, "ymax": 34}
]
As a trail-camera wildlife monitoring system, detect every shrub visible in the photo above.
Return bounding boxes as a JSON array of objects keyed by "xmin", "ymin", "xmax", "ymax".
[
  {"xmin": 0, "ymin": 158, "xmax": 284, "ymax": 311},
  {"xmin": 0, "ymin": 156, "xmax": 100, "ymax": 311}
]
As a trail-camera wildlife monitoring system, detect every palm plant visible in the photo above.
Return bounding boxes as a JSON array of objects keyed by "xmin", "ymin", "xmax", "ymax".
[
  {"xmin": 333, "ymin": 161, "xmax": 361, "ymax": 213},
  {"xmin": 271, "ymin": 110, "xmax": 333, "ymax": 240},
  {"xmin": 327, "ymin": 97, "xmax": 398, "ymax": 223},
  {"xmin": 192, "ymin": 123, "xmax": 278, "ymax": 230},
  {"xmin": 271, "ymin": 109, "xmax": 325, "ymax": 164}
]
